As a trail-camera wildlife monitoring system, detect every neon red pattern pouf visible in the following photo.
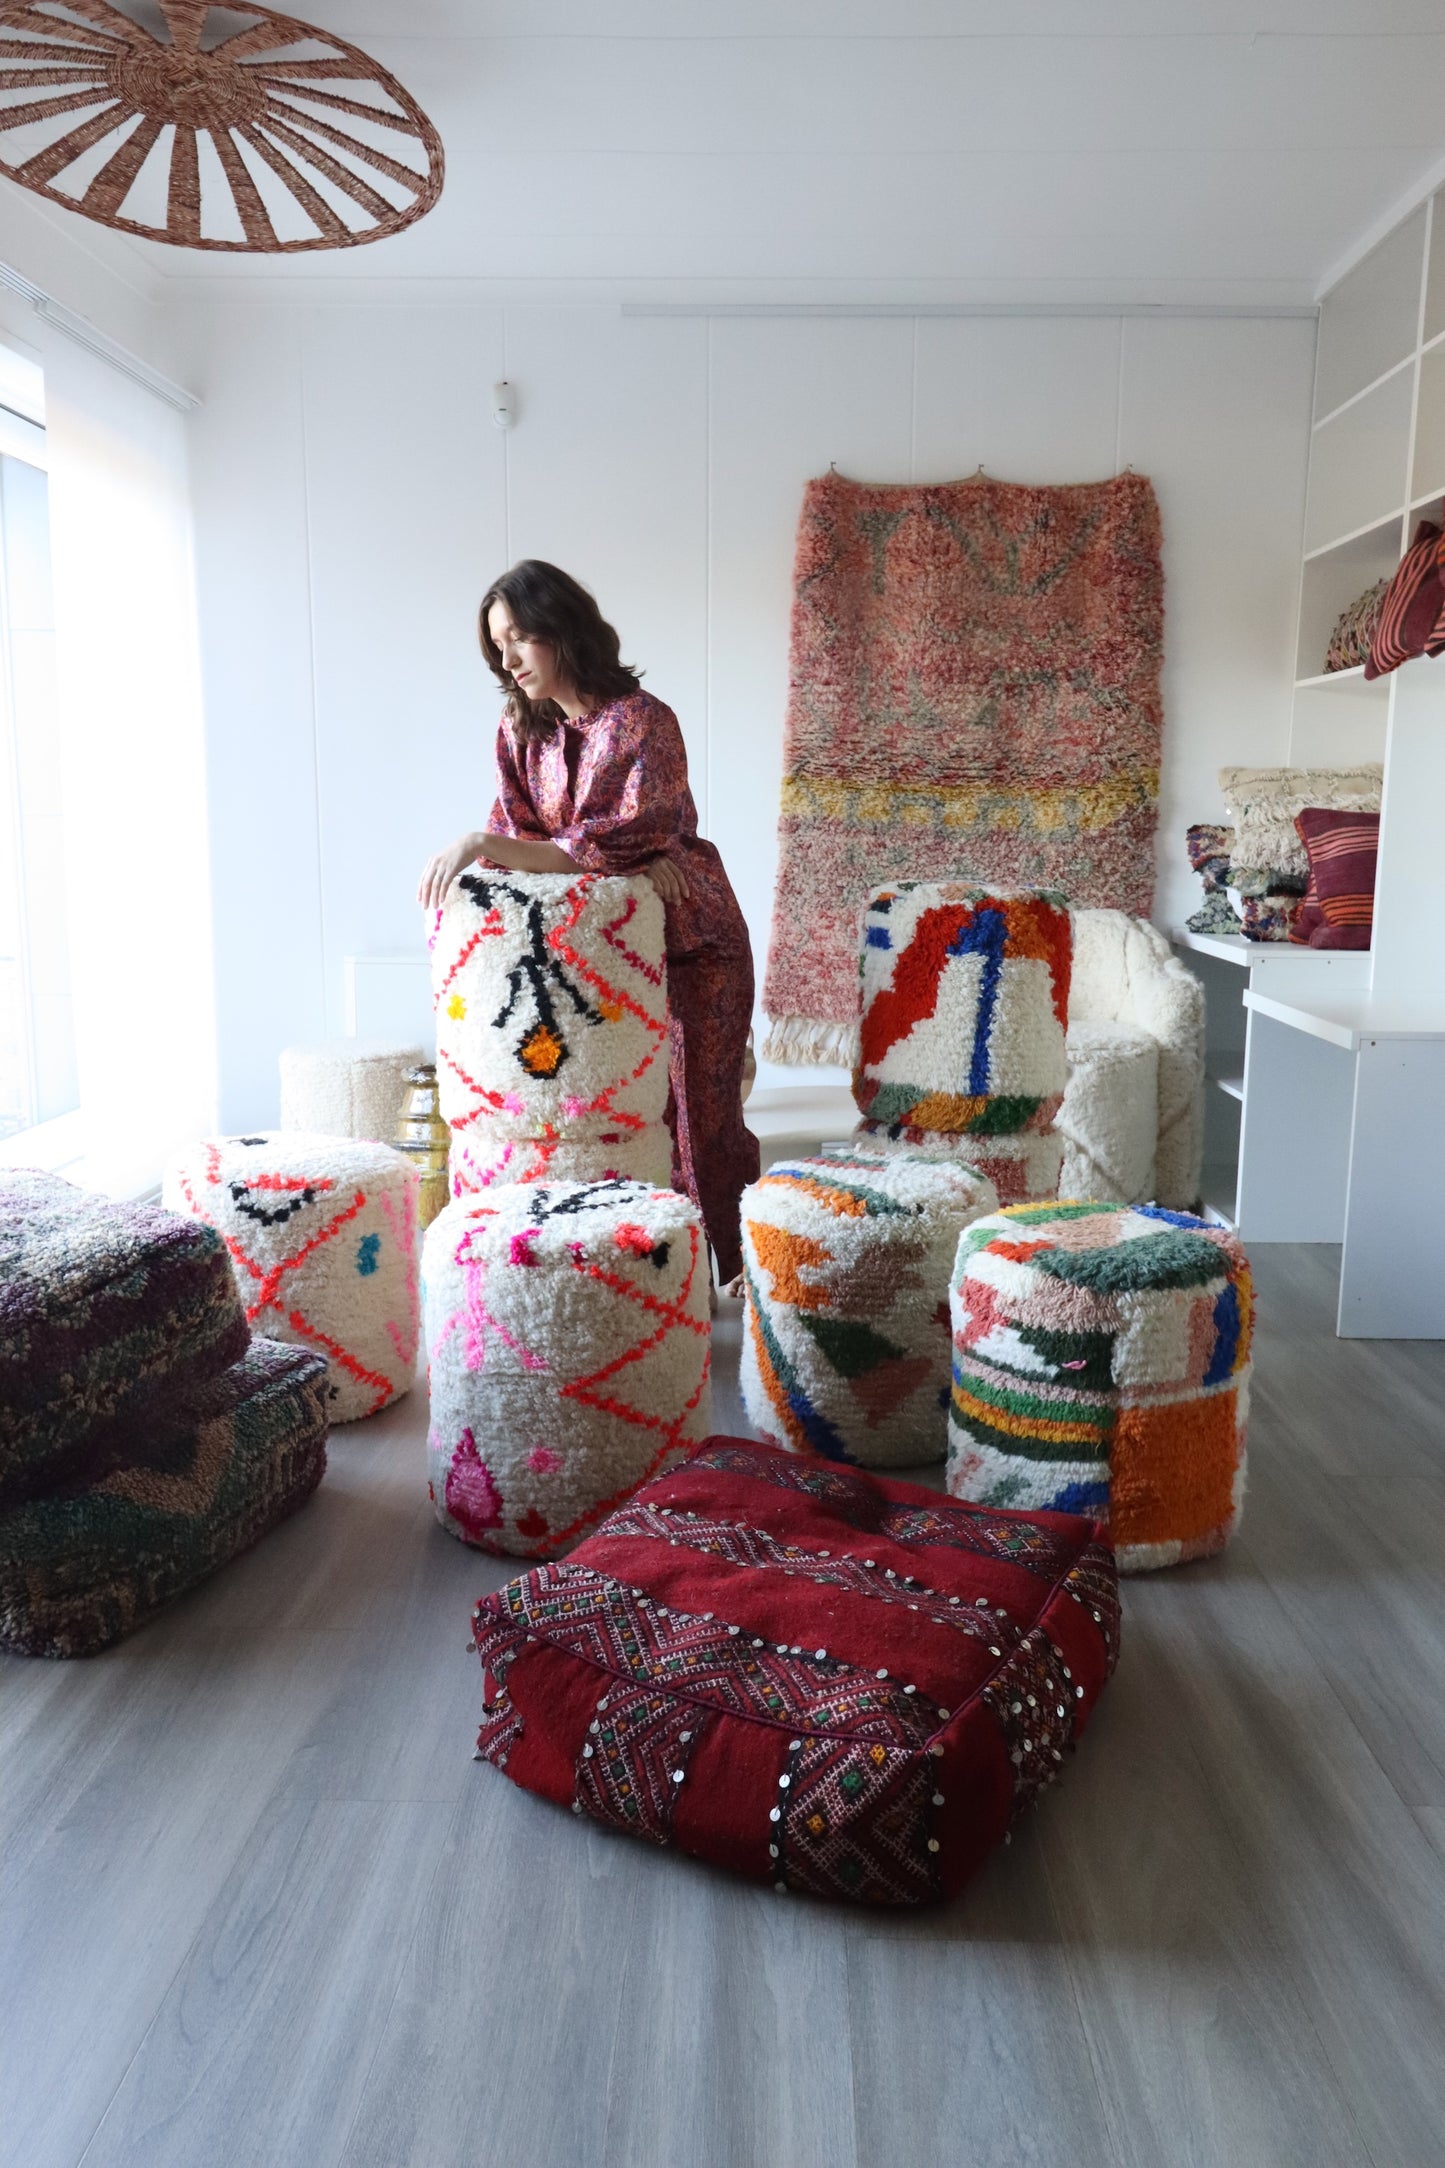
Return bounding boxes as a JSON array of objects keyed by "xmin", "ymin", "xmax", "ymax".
[{"xmin": 468, "ymin": 1438, "xmax": 1119, "ymax": 1905}]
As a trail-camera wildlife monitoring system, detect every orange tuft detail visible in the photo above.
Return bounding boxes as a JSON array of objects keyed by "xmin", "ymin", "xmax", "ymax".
[
  {"xmin": 745, "ymin": 1220, "xmax": 834, "ymax": 1310},
  {"xmin": 1109, "ymin": 1390, "xmax": 1242, "ymax": 1551}
]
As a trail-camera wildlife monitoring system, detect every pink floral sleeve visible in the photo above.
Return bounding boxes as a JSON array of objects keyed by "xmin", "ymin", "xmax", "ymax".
[
  {"xmin": 487, "ymin": 719, "xmax": 549, "ymax": 840},
  {"xmin": 554, "ymin": 699, "xmax": 689, "ymax": 875}
]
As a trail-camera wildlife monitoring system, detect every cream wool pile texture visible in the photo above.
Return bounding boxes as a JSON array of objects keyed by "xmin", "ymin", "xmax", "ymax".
[
  {"xmin": 449, "ymin": 1125, "xmax": 672, "ymax": 1198},
  {"xmin": 850, "ymin": 1122, "xmax": 1065, "ymax": 1208},
  {"xmin": 1057, "ymin": 1024, "xmax": 1159, "ymax": 1204},
  {"xmin": 279, "ymin": 1040, "xmax": 425, "ymax": 1144},
  {"xmin": 163, "ymin": 1132, "xmax": 419, "ymax": 1423},
  {"xmin": 429, "ymin": 870, "xmax": 670, "ymax": 1197},
  {"xmin": 740, "ymin": 1149, "xmax": 997, "ymax": 1468},
  {"xmin": 1066, "ymin": 908, "xmax": 1206, "ymax": 1209},
  {"xmin": 423, "ymin": 1178, "xmax": 711, "ymax": 1560}
]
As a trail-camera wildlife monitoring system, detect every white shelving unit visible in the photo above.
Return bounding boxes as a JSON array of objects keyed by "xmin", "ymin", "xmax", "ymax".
[{"xmin": 1177, "ymin": 187, "xmax": 1445, "ymax": 1335}]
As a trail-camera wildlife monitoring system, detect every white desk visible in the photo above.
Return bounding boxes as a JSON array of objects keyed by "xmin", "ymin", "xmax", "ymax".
[{"xmin": 1237, "ymin": 987, "xmax": 1445, "ymax": 1337}]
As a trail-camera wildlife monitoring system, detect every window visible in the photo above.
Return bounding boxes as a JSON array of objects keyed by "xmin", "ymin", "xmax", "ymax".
[{"xmin": 0, "ymin": 364, "xmax": 74, "ymax": 1143}]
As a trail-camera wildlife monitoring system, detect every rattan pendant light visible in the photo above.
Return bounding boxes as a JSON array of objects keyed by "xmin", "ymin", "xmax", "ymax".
[{"xmin": 0, "ymin": 0, "xmax": 443, "ymax": 251}]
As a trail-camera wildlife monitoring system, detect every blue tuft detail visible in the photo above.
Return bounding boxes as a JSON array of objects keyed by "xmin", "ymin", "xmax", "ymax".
[
  {"xmin": 1134, "ymin": 1203, "xmax": 1207, "ymax": 1231},
  {"xmin": 945, "ymin": 905, "xmax": 1009, "ymax": 1096},
  {"xmin": 865, "ymin": 925, "xmax": 893, "ymax": 949},
  {"xmin": 356, "ymin": 1232, "xmax": 381, "ymax": 1277},
  {"xmin": 1206, "ymin": 1280, "xmax": 1241, "ymax": 1384},
  {"xmin": 1050, "ymin": 1478, "xmax": 1110, "ymax": 1515}
]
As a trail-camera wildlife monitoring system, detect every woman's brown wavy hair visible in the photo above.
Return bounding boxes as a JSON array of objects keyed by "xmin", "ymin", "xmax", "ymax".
[{"xmin": 478, "ymin": 560, "xmax": 641, "ymax": 742}]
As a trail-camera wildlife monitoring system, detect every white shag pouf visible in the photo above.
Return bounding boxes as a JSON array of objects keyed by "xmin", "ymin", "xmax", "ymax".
[
  {"xmin": 279, "ymin": 1039, "xmax": 426, "ymax": 1145},
  {"xmin": 163, "ymin": 1132, "xmax": 420, "ymax": 1422},
  {"xmin": 430, "ymin": 871, "xmax": 669, "ymax": 1176},
  {"xmin": 1057, "ymin": 1023, "xmax": 1160, "ymax": 1204},
  {"xmin": 851, "ymin": 1121, "xmax": 1064, "ymax": 1207},
  {"xmin": 740, "ymin": 1149, "xmax": 997, "ymax": 1467},
  {"xmin": 1068, "ymin": 909, "xmax": 1207, "ymax": 1209},
  {"xmin": 423, "ymin": 1178, "xmax": 711, "ymax": 1559},
  {"xmin": 450, "ymin": 1120, "xmax": 672, "ymax": 1198}
]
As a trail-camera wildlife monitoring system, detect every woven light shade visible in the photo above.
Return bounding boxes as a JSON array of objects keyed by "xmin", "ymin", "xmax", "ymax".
[{"xmin": 0, "ymin": 0, "xmax": 443, "ymax": 252}]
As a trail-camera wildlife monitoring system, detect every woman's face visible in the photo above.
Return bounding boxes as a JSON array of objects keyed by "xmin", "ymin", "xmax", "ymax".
[{"xmin": 488, "ymin": 600, "xmax": 569, "ymax": 706}]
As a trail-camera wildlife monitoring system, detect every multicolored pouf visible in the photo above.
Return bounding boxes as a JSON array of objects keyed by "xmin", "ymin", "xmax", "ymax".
[
  {"xmin": 947, "ymin": 1203, "xmax": 1253, "ymax": 1572},
  {"xmin": 0, "ymin": 1338, "xmax": 329, "ymax": 1658},
  {"xmin": 449, "ymin": 1119, "xmax": 672, "ymax": 1199},
  {"xmin": 0, "ymin": 1170, "xmax": 249, "ymax": 1509},
  {"xmin": 468, "ymin": 1437, "xmax": 1119, "ymax": 1906},
  {"xmin": 852, "ymin": 1121, "xmax": 1064, "ymax": 1207},
  {"xmin": 853, "ymin": 884, "xmax": 1072, "ymax": 1137},
  {"xmin": 423, "ymin": 1179, "xmax": 711, "ymax": 1559},
  {"xmin": 430, "ymin": 870, "xmax": 671, "ymax": 1190},
  {"xmin": 163, "ymin": 1134, "xmax": 420, "ymax": 1423},
  {"xmin": 740, "ymin": 1151, "xmax": 997, "ymax": 1467}
]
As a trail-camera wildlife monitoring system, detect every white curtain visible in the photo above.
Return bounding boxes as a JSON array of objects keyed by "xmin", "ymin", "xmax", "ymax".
[{"xmin": 41, "ymin": 334, "xmax": 215, "ymax": 1196}]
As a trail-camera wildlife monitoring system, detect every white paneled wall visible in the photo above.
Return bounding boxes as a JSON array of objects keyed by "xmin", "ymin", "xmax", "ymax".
[{"xmin": 178, "ymin": 303, "xmax": 1315, "ymax": 1127}]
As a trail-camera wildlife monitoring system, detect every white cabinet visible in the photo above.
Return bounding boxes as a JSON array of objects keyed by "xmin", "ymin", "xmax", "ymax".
[{"xmin": 1192, "ymin": 189, "xmax": 1445, "ymax": 1335}]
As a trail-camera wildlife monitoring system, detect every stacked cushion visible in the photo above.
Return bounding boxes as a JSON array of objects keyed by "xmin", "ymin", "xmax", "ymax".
[
  {"xmin": 0, "ymin": 1339, "xmax": 328, "ymax": 1658},
  {"xmin": 423, "ymin": 1178, "xmax": 711, "ymax": 1558},
  {"xmin": 1293, "ymin": 808, "xmax": 1379, "ymax": 952},
  {"xmin": 430, "ymin": 870, "xmax": 670, "ymax": 1196},
  {"xmin": 947, "ymin": 1202, "xmax": 1252, "ymax": 1572},
  {"xmin": 739, "ymin": 1150, "xmax": 997, "ymax": 1467},
  {"xmin": 164, "ymin": 1133, "xmax": 420, "ymax": 1422},
  {"xmin": 1324, "ymin": 577, "xmax": 1390, "ymax": 674},
  {"xmin": 468, "ymin": 1438, "xmax": 1119, "ymax": 1906},
  {"xmin": 0, "ymin": 1171, "xmax": 249, "ymax": 1507}
]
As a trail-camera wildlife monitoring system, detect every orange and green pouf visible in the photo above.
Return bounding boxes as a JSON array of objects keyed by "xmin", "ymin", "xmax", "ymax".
[{"xmin": 946, "ymin": 1202, "xmax": 1252, "ymax": 1573}]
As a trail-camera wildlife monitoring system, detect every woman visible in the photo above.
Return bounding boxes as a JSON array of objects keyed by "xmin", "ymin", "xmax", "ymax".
[{"xmin": 417, "ymin": 559, "xmax": 760, "ymax": 1286}]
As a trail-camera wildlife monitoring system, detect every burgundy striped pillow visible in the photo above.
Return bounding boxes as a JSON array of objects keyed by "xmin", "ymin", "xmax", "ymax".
[
  {"xmin": 1294, "ymin": 808, "xmax": 1379, "ymax": 942},
  {"xmin": 1365, "ymin": 521, "xmax": 1443, "ymax": 679},
  {"xmin": 1289, "ymin": 860, "xmax": 1325, "ymax": 945}
]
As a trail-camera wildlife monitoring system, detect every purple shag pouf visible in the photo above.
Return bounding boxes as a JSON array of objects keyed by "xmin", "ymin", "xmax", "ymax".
[
  {"xmin": 0, "ymin": 1171, "xmax": 250, "ymax": 1510},
  {"xmin": 0, "ymin": 1337, "xmax": 329, "ymax": 1658}
]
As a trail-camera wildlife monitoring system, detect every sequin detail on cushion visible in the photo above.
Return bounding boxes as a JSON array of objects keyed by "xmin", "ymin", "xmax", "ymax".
[
  {"xmin": 686, "ymin": 1440, "xmax": 1078, "ymax": 1577},
  {"xmin": 575, "ymin": 1686, "xmax": 706, "ymax": 1844},
  {"xmin": 775, "ymin": 1725, "xmax": 941, "ymax": 1905},
  {"xmin": 599, "ymin": 1502, "xmax": 1023, "ymax": 1656},
  {"xmin": 980, "ymin": 1629, "xmax": 1077, "ymax": 1821},
  {"xmin": 479, "ymin": 1561, "xmax": 937, "ymax": 1737},
  {"xmin": 1062, "ymin": 1541, "xmax": 1121, "ymax": 1672}
]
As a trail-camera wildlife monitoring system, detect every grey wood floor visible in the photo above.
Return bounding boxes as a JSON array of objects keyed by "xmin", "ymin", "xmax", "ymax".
[{"xmin": 4, "ymin": 1244, "xmax": 1445, "ymax": 2168}]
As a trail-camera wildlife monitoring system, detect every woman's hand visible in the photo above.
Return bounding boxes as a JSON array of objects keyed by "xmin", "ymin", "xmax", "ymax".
[
  {"xmin": 645, "ymin": 855, "xmax": 691, "ymax": 906},
  {"xmin": 417, "ymin": 832, "xmax": 485, "ymax": 912}
]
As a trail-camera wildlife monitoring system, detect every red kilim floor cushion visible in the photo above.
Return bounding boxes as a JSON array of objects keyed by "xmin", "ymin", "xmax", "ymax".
[{"xmin": 468, "ymin": 1438, "xmax": 1119, "ymax": 1906}]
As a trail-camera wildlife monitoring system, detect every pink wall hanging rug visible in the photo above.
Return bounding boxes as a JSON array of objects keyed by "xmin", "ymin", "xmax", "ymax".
[{"xmin": 761, "ymin": 470, "xmax": 1164, "ymax": 1066}]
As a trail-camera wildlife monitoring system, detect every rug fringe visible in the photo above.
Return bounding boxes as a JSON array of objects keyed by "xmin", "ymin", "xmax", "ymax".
[{"xmin": 760, "ymin": 1015, "xmax": 861, "ymax": 1069}]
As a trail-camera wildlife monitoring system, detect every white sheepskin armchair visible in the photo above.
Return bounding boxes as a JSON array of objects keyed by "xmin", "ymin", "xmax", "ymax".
[{"xmin": 1064, "ymin": 910, "xmax": 1206, "ymax": 1210}]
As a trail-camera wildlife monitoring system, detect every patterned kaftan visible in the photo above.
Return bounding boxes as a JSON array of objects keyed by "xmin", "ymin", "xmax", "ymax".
[{"xmin": 490, "ymin": 690, "xmax": 760, "ymax": 1281}]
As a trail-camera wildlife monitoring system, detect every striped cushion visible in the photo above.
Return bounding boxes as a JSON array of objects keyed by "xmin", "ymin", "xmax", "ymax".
[
  {"xmin": 1288, "ymin": 861, "xmax": 1325, "ymax": 945},
  {"xmin": 1294, "ymin": 808, "xmax": 1379, "ymax": 939},
  {"xmin": 1365, "ymin": 521, "xmax": 1442, "ymax": 679}
]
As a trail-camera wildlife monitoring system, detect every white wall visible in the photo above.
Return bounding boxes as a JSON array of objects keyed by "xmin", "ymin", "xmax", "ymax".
[{"xmin": 174, "ymin": 301, "xmax": 1315, "ymax": 1127}]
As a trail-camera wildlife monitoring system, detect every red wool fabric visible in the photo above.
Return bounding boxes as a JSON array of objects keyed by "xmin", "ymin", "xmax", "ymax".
[
  {"xmin": 1294, "ymin": 807, "xmax": 1379, "ymax": 941},
  {"xmin": 469, "ymin": 1438, "xmax": 1119, "ymax": 1906},
  {"xmin": 1365, "ymin": 521, "xmax": 1443, "ymax": 679}
]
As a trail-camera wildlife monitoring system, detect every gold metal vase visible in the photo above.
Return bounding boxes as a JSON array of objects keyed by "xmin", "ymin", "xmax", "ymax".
[{"xmin": 395, "ymin": 1063, "xmax": 451, "ymax": 1229}]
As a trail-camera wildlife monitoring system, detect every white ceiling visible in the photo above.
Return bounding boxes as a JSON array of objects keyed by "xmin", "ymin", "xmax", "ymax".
[{"xmin": 12, "ymin": 0, "xmax": 1445, "ymax": 303}]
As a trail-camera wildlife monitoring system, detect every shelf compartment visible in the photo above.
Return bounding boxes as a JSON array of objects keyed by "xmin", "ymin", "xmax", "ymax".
[
  {"xmin": 1315, "ymin": 204, "xmax": 1428, "ymax": 422},
  {"xmin": 1296, "ymin": 517, "xmax": 1405, "ymax": 681},
  {"xmin": 1427, "ymin": 191, "xmax": 1445, "ymax": 347},
  {"xmin": 1304, "ymin": 368, "xmax": 1414, "ymax": 556},
  {"xmin": 1411, "ymin": 342, "xmax": 1445, "ymax": 504}
]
